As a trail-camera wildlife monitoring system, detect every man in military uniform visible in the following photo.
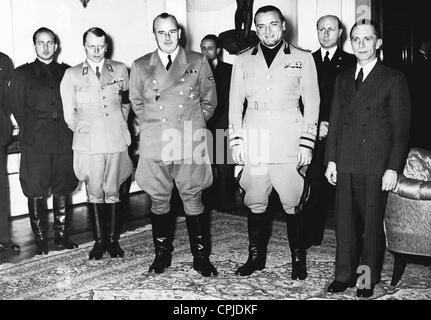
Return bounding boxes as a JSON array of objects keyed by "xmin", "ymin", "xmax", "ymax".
[
  {"xmin": 60, "ymin": 27, "xmax": 132, "ymax": 260},
  {"xmin": 8, "ymin": 28, "xmax": 78, "ymax": 255},
  {"xmin": 0, "ymin": 51, "xmax": 20, "ymax": 252},
  {"xmin": 229, "ymin": 5, "xmax": 320, "ymax": 279},
  {"xmin": 302, "ymin": 15, "xmax": 356, "ymax": 248},
  {"xmin": 130, "ymin": 13, "xmax": 218, "ymax": 277}
]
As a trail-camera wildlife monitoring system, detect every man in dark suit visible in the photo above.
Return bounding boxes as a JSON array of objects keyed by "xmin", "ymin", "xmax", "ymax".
[
  {"xmin": 0, "ymin": 52, "xmax": 20, "ymax": 252},
  {"xmin": 8, "ymin": 28, "xmax": 79, "ymax": 255},
  {"xmin": 325, "ymin": 20, "xmax": 411, "ymax": 298},
  {"xmin": 200, "ymin": 34, "xmax": 236, "ymax": 215},
  {"xmin": 302, "ymin": 15, "xmax": 356, "ymax": 247}
]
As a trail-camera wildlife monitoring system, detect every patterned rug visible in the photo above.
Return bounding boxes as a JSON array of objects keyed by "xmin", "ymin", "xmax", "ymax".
[{"xmin": 0, "ymin": 213, "xmax": 430, "ymax": 300}]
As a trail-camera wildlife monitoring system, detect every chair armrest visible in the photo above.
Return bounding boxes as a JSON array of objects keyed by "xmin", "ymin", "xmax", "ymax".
[{"xmin": 392, "ymin": 175, "xmax": 431, "ymax": 200}]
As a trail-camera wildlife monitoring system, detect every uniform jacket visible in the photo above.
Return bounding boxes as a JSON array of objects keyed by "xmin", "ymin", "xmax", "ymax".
[
  {"xmin": 0, "ymin": 52, "xmax": 13, "ymax": 146},
  {"xmin": 312, "ymin": 48, "xmax": 356, "ymax": 122},
  {"xmin": 229, "ymin": 40, "xmax": 320, "ymax": 163},
  {"xmin": 8, "ymin": 59, "xmax": 72, "ymax": 153},
  {"xmin": 60, "ymin": 58, "xmax": 131, "ymax": 154},
  {"xmin": 325, "ymin": 61, "xmax": 411, "ymax": 175},
  {"xmin": 206, "ymin": 61, "xmax": 232, "ymax": 131},
  {"xmin": 129, "ymin": 46, "xmax": 217, "ymax": 161}
]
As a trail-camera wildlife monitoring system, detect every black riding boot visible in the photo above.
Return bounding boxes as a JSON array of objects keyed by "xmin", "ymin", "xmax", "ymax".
[
  {"xmin": 148, "ymin": 212, "xmax": 174, "ymax": 273},
  {"xmin": 28, "ymin": 198, "xmax": 48, "ymax": 255},
  {"xmin": 105, "ymin": 203, "xmax": 124, "ymax": 258},
  {"xmin": 53, "ymin": 194, "xmax": 78, "ymax": 250},
  {"xmin": 88, "ymin": 203, "xmax": 106, "ymax": 260},
  {"xmin": 235, "ymin": 211, "xmax": 268, "ymax": 276},
  {"xmin": 186, "ymin": 212, "xmax": 218, "ymax": 277},
  {"xmin": 286, "ymin": 213, "xmax": 307, "ymax": 280}
]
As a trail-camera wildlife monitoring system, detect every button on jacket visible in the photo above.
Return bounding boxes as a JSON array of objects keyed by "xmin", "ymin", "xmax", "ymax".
[
  {"xmin": 8, "ymin": 59, "xmax": 72, "ymax": 154},
  {"xmin": 60, "ymin": 59, "xmax": 131, "ymax": 154}
]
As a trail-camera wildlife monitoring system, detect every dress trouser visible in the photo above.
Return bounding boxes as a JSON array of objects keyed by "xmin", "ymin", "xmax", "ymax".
[
  {"xmin": 334, "ymin": 172, "xmax": 387, "ymax": 285},
  {"xmin": 0, "ymin": 145, "xmax": 11, "ymax": 242}
]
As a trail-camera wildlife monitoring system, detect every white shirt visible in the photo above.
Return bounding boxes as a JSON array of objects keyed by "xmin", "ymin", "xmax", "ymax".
[
  {"xmin": 320, "ymin": 46, "xmax": 338, "ymax": 61},
  {"xmin": 355, "ymin": 58, "xmax": 378, "ymax": 81},
  {"xmin": 86, "ymin": 58, "xmax": 105, "ymax": 75},
  {"xmin": 158, "ymin": 46, "xmax": 179, "ymax": 69}
]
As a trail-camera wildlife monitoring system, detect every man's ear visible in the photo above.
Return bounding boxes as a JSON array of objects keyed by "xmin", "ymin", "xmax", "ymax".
[
  {"xmin": 216, "ymin": 47, "xmax": 221, "ymax": 55},
  {"xmin": 376, "ymin": 38, "xmax": 383, "ymax": 50},
  {"xmin": 178, "ymin": 28, "xmax": 182, "ymax": 39}
]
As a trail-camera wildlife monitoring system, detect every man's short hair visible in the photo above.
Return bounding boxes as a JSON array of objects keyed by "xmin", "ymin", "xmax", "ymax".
[
  {"xmin": 316, "ymin": 15, "xmax": 343, "ymax": 30},
  {"xmin": 83, "ymin": 27, "xmax": 106, "ymax": 46},
  {"xmin": 201, "ymin": 34, "xmax": 221, "ymax": 48},
  {"xmin": 350, "ymin": 19, "xmax": 381, "ymax": 39},
  {"xmin": 254, "ymin": 5, "xmax": 285, "ymax": 24},
  {"xmin": 33, "ymin": 27, "xmax": 57, "ymax": 45},
  {"xmin": 153, "ymin": 13, "xmax": 179, "ymax": 33}
]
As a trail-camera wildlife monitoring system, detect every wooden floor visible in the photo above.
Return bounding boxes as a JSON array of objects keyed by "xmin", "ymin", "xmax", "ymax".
[{"xmin": 0, "ymin": 190, "xmax": 334, "ymax": 264}]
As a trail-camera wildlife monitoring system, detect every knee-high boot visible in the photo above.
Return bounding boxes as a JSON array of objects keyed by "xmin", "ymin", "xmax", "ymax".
[
  {"xmin": 53, "ymin": 194, "xmax": 78, "ymax": 250},
  {"xmin": 105, "ymin": 203, "xmax": 124, "ymax": 258},
  {"xmin": 286, "ymin": 213, "xmax": 307, "ymax": 280},
  {"xmin": 88, "ymin": 203, "xmax": 106, "ymax": 260},
  {"xmin": 235, "ymin": 211, "xmax": 269, "ymax": 276},
  {"xmin": 28, "ymin": 198, "xmax": 48, "ymax": 255},
  {"xmin": 148, "ymin": 212, "xmax": 174, "ymax": 273},
  {"xmin": 186, "ymin": 212, "xmax": 218, "ymax": 277}
]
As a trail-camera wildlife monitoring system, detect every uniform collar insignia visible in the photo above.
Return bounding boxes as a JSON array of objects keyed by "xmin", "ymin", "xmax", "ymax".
[
  {"xmin": 185, "ymin": 69, "xmax": 197, "ymax": 74},
  {"xmin": 106, "ymin": 64, "xmax": 113, "ymax": 72},
  {"xmin": 82, "ymin": 66, "xmax": 88, "ymax": 76}
]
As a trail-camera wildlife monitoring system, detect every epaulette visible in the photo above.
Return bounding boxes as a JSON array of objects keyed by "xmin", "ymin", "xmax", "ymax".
[{"xmin": 290, "ymin": 43, "xmax": 312, "ymax": 53}]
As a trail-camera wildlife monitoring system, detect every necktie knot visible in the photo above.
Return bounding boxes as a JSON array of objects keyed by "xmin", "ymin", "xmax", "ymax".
[
  {"xmin": 324, "ymin": 51, "xmax": 330, "ymax": 63},
  {"xmin": 96, "ymin": 66, "xmax": 101, "ymax": 79},
  {"xmin": 166, "ymin": 55, "xmax": 172, "ymax": 71},
  {"xmin": 355, "ymin": 68, "xmax": 364, "ymax": 90}
]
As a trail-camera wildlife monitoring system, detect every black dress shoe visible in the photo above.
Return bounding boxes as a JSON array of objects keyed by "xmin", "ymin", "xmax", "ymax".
[
  {"xmin": 327, "ymin": 280, "xmax": 356, "ymax": 293},
  {"xmin": 356, "ymin": 285, "xmax": 375, "ymax": 298},
  {"xmin": 0, "ymin": 241, "xmax": 21, "ymax": 251}
]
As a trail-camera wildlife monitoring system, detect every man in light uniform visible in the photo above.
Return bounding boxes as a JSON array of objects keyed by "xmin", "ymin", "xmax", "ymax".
[
  {"xmin": 229, "ymin": 5, "xmax": 320, "ymax": 279},
  {"xmin": 60, "ymin": 27, "xmax": 132, "ymax": 260},
  {"xmin": 130, "ymin": 13, "xmax": 218, "ymax": 277}
]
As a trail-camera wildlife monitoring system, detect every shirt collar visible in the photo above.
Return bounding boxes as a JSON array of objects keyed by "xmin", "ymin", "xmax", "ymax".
[
  {"xmin": 320, "ymin": 46, "xmax": 338, "ymax": 61},
  {"xmin": 158, "ymin": 46, "xmax": 179, "ymax": 68},
  {"xmin": 86, "ymin": 58, "xmax": 105, "ymax": 74},
  {"xmin": 355, "ymin": 58, "xmax": 378, "ymax": 81}
]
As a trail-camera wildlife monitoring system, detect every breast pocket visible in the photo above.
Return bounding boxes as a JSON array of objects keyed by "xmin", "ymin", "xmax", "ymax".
[
  {"xmin": 75, "ymin": 86, "xmax": 91, "ymax": 104},
  {"xmin": 243, "ymin": 70, "xmax": 257, "ymax": 96},
  {"xmin": 284, "ymin": 68, "xmax": 301, "ymax": 94}
]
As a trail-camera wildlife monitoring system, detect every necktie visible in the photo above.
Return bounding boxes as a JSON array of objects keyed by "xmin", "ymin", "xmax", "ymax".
[
  {"xmin": 324, "ymin": 51, "xmax": 330, "ymax": 63},
  {"xmin": 96, "ymin": 66, "xmax": 101, "ymax": 79},
  {"xmin": 166, "ymin": 55, "xmax": 172, "ymax": 71},
  {"xmin": 355, "ymin": 68, "xmax": 364, "ymax": 90}
]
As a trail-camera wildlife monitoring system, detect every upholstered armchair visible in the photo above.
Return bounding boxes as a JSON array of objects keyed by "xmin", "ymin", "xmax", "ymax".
[{"xmin": 384, "ymin": 148, "xmax": 431, "ymax": 286}]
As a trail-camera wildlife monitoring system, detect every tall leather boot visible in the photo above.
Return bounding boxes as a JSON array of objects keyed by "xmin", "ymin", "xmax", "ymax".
[
  {"xmin": 186, "ymin": 212, "xmax": 218, "ymax": 277},
  {"xmin": 286, "ymin": 213, "xmax": 307, "ymax": 280},
  {"xmin": 105, "ymin": 203, "xmax": 124, "ymax": 258},
  {"xmin": 235, "ymin": 211, "xmax": 268, "ymax": 276},
  {"xmin": 88, "ymin": 203, "xmax": 106, "ymax": 260},
  {"xmin": 53, "ymin": 194, "xmax": 78, "ymax": 250},
  {"xmin": 148, "ymin": 212, "xmax": 174, "ymax": 273},
  {"xmin": 28, "ymin": 198, "xmax": 48, "ymax": 255}
]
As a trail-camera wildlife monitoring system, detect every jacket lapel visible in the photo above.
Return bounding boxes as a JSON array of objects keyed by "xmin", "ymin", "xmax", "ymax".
[
  {"xmin": 100, "ymin": 59, "xmax": 115, "ymax": 85},
  {"xmin": 159, "ymin": 47, "xmax": 191, "ymax": 93},
  {"xmin": 82, "ymin": 60, "xmax": 100, "ymax": 86}
]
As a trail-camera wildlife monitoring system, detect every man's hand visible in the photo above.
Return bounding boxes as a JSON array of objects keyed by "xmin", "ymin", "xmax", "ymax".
[
  {"xmin": 325, "ymin": 161, "xmax": 337, "ymax": 185},
  {"xmin": 231, "ymin": 145, "xmax": 246, "ymax": 165},
  {"xmin": 382, "ymin": 169, "xmax": 398, "ymax": 191},
  {"xmin": 319, "ymin": 121, "xmax": 329, "ymax": 140},
  {"xmin": 297, "ymin": 147, "xmax": 312, "ymax": 167}
]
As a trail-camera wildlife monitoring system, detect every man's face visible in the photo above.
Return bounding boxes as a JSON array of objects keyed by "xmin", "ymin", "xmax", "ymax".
[
  {"xmin": 317, "ymin": 17, "xmax": 342, "ymax": 49},
  {"xmin": 255, "ymin": 11, "xmax": 286, "ymax": 48},
  {"xmin": 200, "ymin": 39, "xmax": 219, "ymax": 62},
  {"xmin": 351, "ymin": 24, "xmax": 382, "ymax": 65},
  {"xmin": 84, "ymin": 33, "xmax": 107, "ymax": 63},
  {"xmin": 154, "ymin": 17, "xmax": 181, "ymax": 54},
  {"xmin": 34, "ymin": 31, "xmax": 57, "ymax": 63}
]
